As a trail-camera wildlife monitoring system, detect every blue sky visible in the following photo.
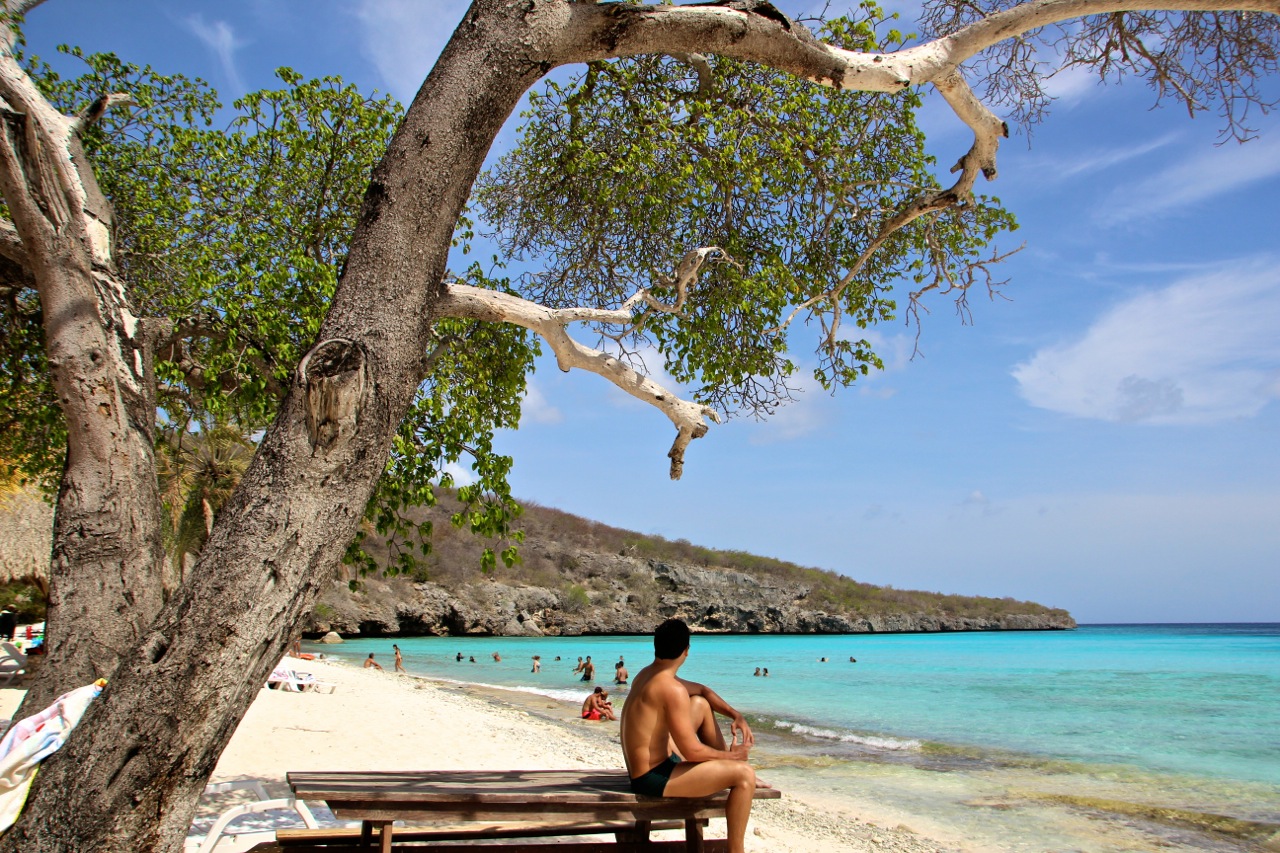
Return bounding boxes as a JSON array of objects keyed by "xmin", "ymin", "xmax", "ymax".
[{"xmin": 24, "ymin": 1, "xmax": 1280, "ymax": 623}]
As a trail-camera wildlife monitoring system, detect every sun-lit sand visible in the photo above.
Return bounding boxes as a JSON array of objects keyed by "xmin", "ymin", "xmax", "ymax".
[
  {"xmin": 204, "ymin": 656, "xmax": 948, "ymax": 851},
  {"xmin": 0, "ymin": 657, "xmax": 949, "ymax": 851}
]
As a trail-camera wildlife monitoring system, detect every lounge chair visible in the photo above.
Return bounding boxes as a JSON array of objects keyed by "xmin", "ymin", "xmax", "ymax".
[
  {"xmin": 191, "ymin": 779, "xmax": 319, "ymax": 852},
  {"xmin": 0, "ymin": 643, "xmax": 27, "ymax": 687},
  {"xmin": 265, "ymin": 665, "xmax": 335, "ymax": 694}
]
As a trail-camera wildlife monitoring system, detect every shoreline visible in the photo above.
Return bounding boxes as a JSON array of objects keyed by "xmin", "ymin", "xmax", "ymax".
[
  {"xmin": 201, "ymin": 657, "xmax": 950, "ymax": 853},
  {"xmin": 3, "ymin": 652, "xmax": 1275, "ymax": 852}
]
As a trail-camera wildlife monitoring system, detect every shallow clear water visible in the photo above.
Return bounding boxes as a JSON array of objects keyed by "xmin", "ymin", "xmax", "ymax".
[{"xmin": 313, "ymin": 624, "xmax": 1280, "ymax": 828}]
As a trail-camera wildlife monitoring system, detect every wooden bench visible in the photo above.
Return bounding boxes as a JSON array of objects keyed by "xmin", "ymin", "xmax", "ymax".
[{"xmin": 281, "ymin": 768, "xmax": 780, "ymax": 852}]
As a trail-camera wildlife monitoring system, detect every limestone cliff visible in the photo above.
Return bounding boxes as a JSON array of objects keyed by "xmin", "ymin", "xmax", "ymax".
[{"xmin": 305, "ymin": 541, "xmax": 1076, "ymax": 637}]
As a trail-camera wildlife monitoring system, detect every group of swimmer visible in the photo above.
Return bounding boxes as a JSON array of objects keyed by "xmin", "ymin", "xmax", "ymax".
[{"xmin": 570, "ymin": 654, "xmax": 629, "ymax": 684}]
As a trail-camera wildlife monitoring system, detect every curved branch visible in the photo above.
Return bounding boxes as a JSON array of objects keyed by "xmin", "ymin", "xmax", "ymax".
[
  {"xmin": 439, "ymin": 250, "xmax": 728, "ymax": 480},
  {"xmin": 0, "ymin": 216, "xmax": 27, "ymax": 270}
]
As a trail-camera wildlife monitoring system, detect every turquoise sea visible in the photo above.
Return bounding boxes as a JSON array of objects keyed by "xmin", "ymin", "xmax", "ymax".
[{"xmin": 311, "ymin": 624, "xmax": 1280, "ymax": 849}]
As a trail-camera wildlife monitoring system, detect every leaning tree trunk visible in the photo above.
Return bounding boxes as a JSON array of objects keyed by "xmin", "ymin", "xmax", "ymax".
[
  {"xmin": 0, "ymin": 4, "xmax": 550, "ymax": 850},
  {"xmin": 0, "ymin": 51, "xmax": 167, "ymax": 715}
]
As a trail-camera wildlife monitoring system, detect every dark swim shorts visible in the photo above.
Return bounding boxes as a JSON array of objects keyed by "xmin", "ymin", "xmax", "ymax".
[{"xmin": 629, "ymin": 754, "xmax": 681, "ymax": 797}]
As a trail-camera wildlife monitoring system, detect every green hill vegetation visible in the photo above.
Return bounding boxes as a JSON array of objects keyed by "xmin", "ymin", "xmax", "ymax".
[{"xmin": 353, "ymin": 492, "xmax": 1072, "ymax": 624}]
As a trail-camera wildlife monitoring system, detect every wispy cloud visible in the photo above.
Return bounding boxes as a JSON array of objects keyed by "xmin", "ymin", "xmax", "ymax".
[
  {"xmin": 1099, "ymin": 132, "xmax": 1280, "ymax": 224},
  {"xmin": 748, "ymin": 372, "xmax": 832, "ymax": 444},
  {"xmin": 1036, "ymin": 133, "xmax": 1180, "ymax": 181},
  {"xmin": 1040, "ymin": 64, "xmax": 1099, "ymax": 107},
  {"xmin": 442, "ymin": 461, "xmax": 476, "ymax": 487},
  {"xmin": 1012, "ymin": 259, "xmax": 1280, "ymax": 424},
  {"xmin": 355, "ymin": 0, "xmax": 469, "ymax": 104},
  {"xmin": 520, "ymin": 381, "xmax": 562, "ymax": 426},
  {"xmin": 184, "ymin": 15, "xmax": 245, "ymax": 95}
]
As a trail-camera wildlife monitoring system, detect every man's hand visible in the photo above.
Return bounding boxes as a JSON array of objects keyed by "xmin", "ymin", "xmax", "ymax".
[{"xmin": 730, "ymin": 715, "xmax": 755, "ymax": 749}]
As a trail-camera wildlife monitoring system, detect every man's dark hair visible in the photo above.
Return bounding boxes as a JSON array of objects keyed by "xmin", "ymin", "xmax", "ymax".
[{"xmin": 654, "ymin": 618, "xmax": 691, "ymax": 660}]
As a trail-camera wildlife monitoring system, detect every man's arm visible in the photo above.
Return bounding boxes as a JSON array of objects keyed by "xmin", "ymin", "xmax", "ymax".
[
  {"xmin": 664, "ymin": 680, "xmax": 750, "ymax": 762},
  {"xmin": 678, "ymin": 678, "xmax": 755, "ymax": 747}
]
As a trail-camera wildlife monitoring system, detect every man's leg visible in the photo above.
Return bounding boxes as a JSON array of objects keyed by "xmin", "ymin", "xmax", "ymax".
[
  {"xmin": 663, "ymin": 759, "xmax": 756, "ymax": 853},
  {"xmin": 689, "ymin": 695, "xmax": 727, "ymax": 749}
]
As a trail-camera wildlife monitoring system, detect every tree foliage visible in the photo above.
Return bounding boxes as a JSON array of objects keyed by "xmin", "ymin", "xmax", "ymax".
[
  {"xmin": 479, "ymin": 8, "xmax": 1017, "ymax": 420},
  {"xmin": 1, "ymin": 48, "xmax": 532, "ymax": 575}
]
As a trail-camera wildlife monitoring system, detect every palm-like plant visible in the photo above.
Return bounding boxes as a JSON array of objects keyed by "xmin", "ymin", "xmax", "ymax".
[{"xmin": 156, "ymin": 423, "xmax": 255, "ymax": 584}]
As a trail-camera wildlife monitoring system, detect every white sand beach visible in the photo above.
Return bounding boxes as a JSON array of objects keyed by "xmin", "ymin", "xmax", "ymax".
[
  {"xmin": 195, "ymin": 656, "xmax": 950, "ymax": 852},
  {"xmin": 0, "ymin": 657, "xmax": 955, "ymax": 851}
]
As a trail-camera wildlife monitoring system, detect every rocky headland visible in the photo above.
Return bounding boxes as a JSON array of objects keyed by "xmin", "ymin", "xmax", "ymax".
[{"xmin": 306, "ymin": 538, "xmax": 1076, "ymax": 638}]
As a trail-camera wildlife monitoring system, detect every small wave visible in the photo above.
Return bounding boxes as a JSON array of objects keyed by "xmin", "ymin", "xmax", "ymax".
[
  {"xmin": 775, "ymin": 719, "xmax": 921, "ymax": 751},
  {"xmin": 421, "ymin": 674, "xmax": 585, "ymax": 705}
]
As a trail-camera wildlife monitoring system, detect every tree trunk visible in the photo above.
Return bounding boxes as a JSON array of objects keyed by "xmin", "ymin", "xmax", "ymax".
[
  {"xmin": 0, "ymin": 3, "xmax": 548, "ymax": 849},
  {"xmin": 0, "ymin": 56, "xmax": 167, "ymax": 714},
  {"xmin": 18, "ymin": 254, "xmax": 166, "ymax": 714}
]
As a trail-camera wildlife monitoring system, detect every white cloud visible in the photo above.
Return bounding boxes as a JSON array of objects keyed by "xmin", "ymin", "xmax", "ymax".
[
  {"xmin": 184, "ymin": 15, "xmax": 245, "ymax": 95},
  {"xmin": 356, "ymin": 0, "xmax": 469, "ymax": 104},
  {"xmin": 441, "ymin": 461, "xmax": 476, "ymax": 487},
  {"xmin": 1037, "ymin": 133, "xmax": 1180, "ymax": 181},
  {"xmin": 748, "ymin": 372, "xmax": 832, "ymax": 444},
  {"xmin": 1012, "ymin": 260, "xmax": 1280, "ymax": 424},
  {"xmin": 1040, "ymin": 64, "xmax": 1099, "ymax": 107},
  {"xmin": 520, "ymin": 381, "xmax": 562, "ymax": 425},
  {"xmin": 1099, "ymin": 132, "xmax": 1280, "ymax": 224}
]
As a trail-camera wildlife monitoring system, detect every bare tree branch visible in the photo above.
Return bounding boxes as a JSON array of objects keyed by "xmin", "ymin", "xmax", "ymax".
[
  {"xmin": 439, "ymin": 249, "xmax": 728, "ymax": 480},
  {"xmin": 0, "ymin": 216, "xmax": 27, "ymax": 269}
]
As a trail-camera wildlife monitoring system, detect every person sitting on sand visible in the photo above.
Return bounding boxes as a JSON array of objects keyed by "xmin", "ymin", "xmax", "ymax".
[
  {"xmin": 363, "ymin": 653, "xmax": 383, "ymax": 671},
  {"xmin": 615, "ymin": 660, "xmax": 629, "ymax": 685},
  {"xmin": 581, "ymin": 686, "xmax": 616, "ymax": 721},
  {"xmin": 620, "ymin": 618, "xmax": 760, "ymax": 853}
]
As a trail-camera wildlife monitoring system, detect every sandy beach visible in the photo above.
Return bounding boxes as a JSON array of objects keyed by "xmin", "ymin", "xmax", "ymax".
[{"xmin": 187, "ymin": 656, "xmax": 950, "ymax": 852}]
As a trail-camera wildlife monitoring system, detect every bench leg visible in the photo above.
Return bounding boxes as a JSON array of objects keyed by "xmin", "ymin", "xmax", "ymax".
[
  {"xmin": 615, "ymin": 818, "xmax": 652, "ymax": 843},
  {"xmin": 684, "ymin": 816, "xmax": 705, "ymax": 852},
  {"xmin": 358, "ymin": 820, "xmax": 393, "ymax": 852}
]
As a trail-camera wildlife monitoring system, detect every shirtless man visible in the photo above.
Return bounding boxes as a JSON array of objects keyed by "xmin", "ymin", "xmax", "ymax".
[{"xmin": 620, "ymin": 619, "xmax": 758, "ymax": 853}]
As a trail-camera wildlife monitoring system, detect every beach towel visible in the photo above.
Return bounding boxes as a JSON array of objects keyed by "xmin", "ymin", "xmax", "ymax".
[{"xmin": 0, "ymin": 680, "xmax": 105, "ymax": 832}]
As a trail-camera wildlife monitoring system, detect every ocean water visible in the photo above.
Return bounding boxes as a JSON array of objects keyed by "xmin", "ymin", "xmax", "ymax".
[{"xmin": 311, "ymin": 624, "xmax": 1280, "ymax": 843}]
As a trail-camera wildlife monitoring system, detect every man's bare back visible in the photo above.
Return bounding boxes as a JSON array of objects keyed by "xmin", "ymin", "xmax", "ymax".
[{"xmin": 619, "ymin": 619, "xmax": 759, "ymax": 853}]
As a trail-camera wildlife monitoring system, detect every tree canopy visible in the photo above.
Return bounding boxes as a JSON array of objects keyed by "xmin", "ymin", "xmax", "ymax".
[{"xmin": 0, "ymin": 0, "xmax": 1275, "ymax": 849}]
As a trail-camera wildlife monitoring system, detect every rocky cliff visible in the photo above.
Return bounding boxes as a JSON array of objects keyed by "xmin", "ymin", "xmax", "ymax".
[{"xmin": 305, "ymin": 542, "xmax": 1076, "ymax": 637}]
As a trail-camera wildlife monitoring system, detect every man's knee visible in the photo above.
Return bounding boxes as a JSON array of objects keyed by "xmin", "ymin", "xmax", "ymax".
[{"xmin": 690, "ymin": 694, "xmax": 711, "ymax": 717}]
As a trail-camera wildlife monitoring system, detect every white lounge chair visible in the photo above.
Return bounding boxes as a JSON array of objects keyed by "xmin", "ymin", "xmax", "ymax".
[
  {"xmin": 191, "ymin": 780, "xmax": 319, "ymax": 852},
  {"xmin": 0, "ymin": 643, "xmax": 27, "ymax": 686},
  {"xmin": 265, "ymin": 665, "xmax": 334, "ymax": 694}
]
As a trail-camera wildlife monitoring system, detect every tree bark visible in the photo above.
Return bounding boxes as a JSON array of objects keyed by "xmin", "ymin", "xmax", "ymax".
[
  {"xmin": 0, "ymin": 2, "xmax": 549, "ymax": 849},
  {"xmin": 0, "ymin": 51, "xmax": 166, "ymax": 715},
  {"xmin": 3, "ymin": 0, "xmax": 1278, "ymax": 849}
]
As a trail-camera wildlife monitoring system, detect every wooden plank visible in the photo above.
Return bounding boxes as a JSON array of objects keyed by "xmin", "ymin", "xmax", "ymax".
[
  {"xmin": 322, "ymin": 802, "xmax": 731, "ymax": 823},
  {"xmin": 287, "ymin": 770, "xmax": 780, "ymax": 807},
  {"xmin": 276, "ymin": 819, "xmax": 700, "ymax": 845},
  {"xmin": 254, "ymin": 842, "xmax": 728, "ymax": 853}
]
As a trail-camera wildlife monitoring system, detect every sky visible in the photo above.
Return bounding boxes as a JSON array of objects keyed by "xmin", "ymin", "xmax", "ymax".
[{"xmin": 21, "ymin": 1, "xmax": 1280, "ymax": 624}]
